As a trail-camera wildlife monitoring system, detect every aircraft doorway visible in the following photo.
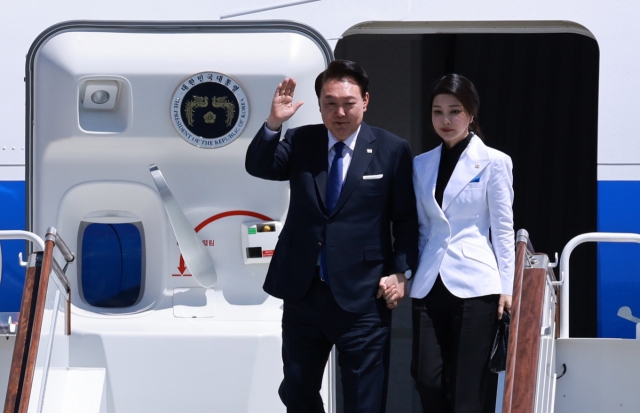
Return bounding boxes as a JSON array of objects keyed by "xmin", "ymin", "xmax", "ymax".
[{"xmin": 335, "ymin": 30, "xmax": 599, "ymax": 412}]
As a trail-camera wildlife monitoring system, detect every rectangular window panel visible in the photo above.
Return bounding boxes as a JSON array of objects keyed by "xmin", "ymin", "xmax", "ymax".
[{"xmin": 80, "ymin": 222, "xmax": 143, "ymax": 308}]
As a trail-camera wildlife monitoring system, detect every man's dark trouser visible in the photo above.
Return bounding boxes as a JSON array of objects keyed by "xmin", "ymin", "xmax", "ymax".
[{"xmin": 279, "ymin": 275, "xmax": 391, "ymax": 413}]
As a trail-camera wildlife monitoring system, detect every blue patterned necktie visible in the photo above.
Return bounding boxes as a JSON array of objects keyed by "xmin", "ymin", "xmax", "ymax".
[
  {"xmin": 320, "ymin": 141, "xmax": 346, "ymax": 284},
  {"xmin": 326, "ymin": 141, "xmax": 346, "ymax": 214}
]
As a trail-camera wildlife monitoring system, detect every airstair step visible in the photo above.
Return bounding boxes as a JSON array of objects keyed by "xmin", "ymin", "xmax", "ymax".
[{"xmin": 29, "ymin": 367, "xmax": 106, "ymax": 413}]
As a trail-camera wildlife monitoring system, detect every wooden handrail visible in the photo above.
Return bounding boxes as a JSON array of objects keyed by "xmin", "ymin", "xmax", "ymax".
[
  {"xmin": 502, "ymin": 237, "xmax": 528, "ymax": 413},
  {"xmin": 3, "ymin": 252, "xmax": 42, "ymax": 413},
  {"xmin": 502, "ymin": 232, "xmax": 557, "ymax": 413},
  {"xmin": 18, "ymin": 239, "xmax": 54, "ymax": 413},
  {"xmin": 3, "ymin": 228, "xmax": 73, "ymax": 413}
]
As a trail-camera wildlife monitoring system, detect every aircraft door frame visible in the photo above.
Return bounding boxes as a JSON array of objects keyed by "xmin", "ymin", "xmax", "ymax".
[{"xmin": 24, "ymin": 20, "xmax": 337, "ymax": 413}]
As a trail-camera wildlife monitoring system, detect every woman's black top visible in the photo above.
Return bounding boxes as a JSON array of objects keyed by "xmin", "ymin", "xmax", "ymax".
[{"xmin": 435, "ymin": 133, "xmax": 473, "ymax": 208}]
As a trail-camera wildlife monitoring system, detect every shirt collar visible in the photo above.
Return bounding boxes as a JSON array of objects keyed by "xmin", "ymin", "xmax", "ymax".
[{"xmin": 328, "ymin": 125, "xmax": 361, "ymax": 153}]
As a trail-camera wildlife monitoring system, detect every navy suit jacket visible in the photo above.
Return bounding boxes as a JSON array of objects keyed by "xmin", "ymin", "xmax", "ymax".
[{"xmin": 245, "ymin": 122, "xmax": 418, "ymax": 313}]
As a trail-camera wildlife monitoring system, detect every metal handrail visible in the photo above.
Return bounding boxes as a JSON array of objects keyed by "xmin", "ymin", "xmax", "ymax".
[
  {"xmin": 559, "ymin": 232, "xmax": 640, "ymax": 338},
  {"xmin": 516, "ymin": 228, "xmax": 536, "ymax": 254},
  {"xmin": 0, "ymin": 231, "xmax": 45, "ymax": 251},
  {"xmin": 51, "ymin": 260, "xmax": 71, "ymax": 296},
  {"xmin": 46, "ymin": 227, "xmax": 75, "ymax": 264},
  {"xmin": 41, "ymin": 227, "xmax": 73, "ymax": 338},
  {"xmin": 51, "ymin": 260, "xmax": 71, "ymax": 336},
  {"xmin": 0, "ymin": 231, "xmax": 45, "ymax": 289}
]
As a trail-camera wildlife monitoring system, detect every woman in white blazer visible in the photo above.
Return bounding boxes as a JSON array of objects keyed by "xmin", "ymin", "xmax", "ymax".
[{"xmin": 410, "ymin": 74, "xmax": 514, "ymax": 413}]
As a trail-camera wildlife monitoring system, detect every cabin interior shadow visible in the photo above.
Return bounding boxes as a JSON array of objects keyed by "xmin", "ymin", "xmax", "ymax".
[{"xmin": 335, "ymin": 32, "xmax": 599, "ymax": 413}]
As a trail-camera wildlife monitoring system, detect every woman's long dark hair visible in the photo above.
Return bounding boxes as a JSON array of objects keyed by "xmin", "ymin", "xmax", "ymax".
[{"xmin": 428, "ymin": 74, "xmax": 483, "ymax": 139}]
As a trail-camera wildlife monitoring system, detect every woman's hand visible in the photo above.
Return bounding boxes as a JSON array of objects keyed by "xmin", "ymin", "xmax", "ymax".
[{"xmin": 498, "ymin": 294, "xmax": 512, "ymax": 319}]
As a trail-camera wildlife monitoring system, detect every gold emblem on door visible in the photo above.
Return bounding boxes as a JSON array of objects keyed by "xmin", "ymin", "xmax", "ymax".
[{"xmin": 171, "ymin": 72, "xmax": 249, "ymax": 149}]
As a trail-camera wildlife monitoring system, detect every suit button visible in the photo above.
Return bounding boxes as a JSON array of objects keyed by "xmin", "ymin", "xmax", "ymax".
[{"xmin": 318, "ymin": 242, "xmax": 322, "ymax": 247}]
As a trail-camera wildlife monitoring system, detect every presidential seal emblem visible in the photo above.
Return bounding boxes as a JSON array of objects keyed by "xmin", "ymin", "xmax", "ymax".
[{"xmin": 171, "ymin": 72, "xmax": 249, "ymax": 148}]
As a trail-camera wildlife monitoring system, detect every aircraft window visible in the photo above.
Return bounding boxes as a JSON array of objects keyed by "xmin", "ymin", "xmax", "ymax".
[{"xmin": 80, "ymin": 223, "xmax": 143, "ymax": 308}]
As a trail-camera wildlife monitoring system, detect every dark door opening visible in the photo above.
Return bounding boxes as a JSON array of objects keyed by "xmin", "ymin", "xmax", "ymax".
[{"xmin": 335, "ymin": 31, "xmax": 599, "ymax": 412}]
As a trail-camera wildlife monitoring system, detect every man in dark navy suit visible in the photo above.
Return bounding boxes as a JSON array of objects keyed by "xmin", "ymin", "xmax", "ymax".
[{"xmin": 245, "ymin": 60, "xmax": 418, "ymax": 413}]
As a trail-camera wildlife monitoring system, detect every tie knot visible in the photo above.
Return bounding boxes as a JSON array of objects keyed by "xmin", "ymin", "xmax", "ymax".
[{"xmin": 334, "ymin": 141, "xmax": 346, "ymax": 158}]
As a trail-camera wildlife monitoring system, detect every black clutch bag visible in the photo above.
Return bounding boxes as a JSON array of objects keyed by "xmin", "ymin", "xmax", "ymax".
[{"xmin": 488, "ymin": 311, "xmax": 510, "ymax": 373}]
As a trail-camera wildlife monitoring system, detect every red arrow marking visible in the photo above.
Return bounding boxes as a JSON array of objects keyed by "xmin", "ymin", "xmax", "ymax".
[
  {"xmin": 178, "ymin": 255, "xmax": 188, "ymax": 274},
  {"xmin": 175, "ymin": 210, "xmax": 273, "ymax": 276}
]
